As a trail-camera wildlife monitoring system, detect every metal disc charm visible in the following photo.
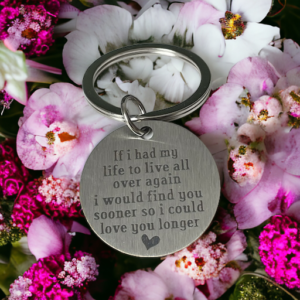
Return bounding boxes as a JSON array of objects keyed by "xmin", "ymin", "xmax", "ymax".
[{"xmin": 80, "ymin": 121, "xmax": 220, "ymax": 257}]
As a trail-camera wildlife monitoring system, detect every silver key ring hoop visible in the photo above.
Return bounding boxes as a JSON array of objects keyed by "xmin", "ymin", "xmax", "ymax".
[
  {"xmin": 121, "ymin": 95, "xmax": 153, "ymax": 140},
  {"xmin": 82, "ymin": 43, "xmax": 211, "ymax": 122}
]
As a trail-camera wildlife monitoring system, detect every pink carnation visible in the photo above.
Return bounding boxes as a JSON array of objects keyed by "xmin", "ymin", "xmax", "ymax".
[
  {"xmin": 0, "ymin": 0, "xmax": 62, "ymax": 57},
  {"xmin": 12, "ymin": 178, "xmax": 83, "ymax": 233},
  {"xmin": 259, "ymin": 215, "xmax": 300, "ymax": 289},
  {"xmin": 0, "ymin": 139, "xmax": 31, "ymax": 198},
  {"xmin": 9, "ymin": 252, "xmax": 98, "ymax": 300}
]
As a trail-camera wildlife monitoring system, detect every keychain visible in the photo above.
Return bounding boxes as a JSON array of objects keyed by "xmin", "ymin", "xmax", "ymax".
[{"xmin": 80, "ymin": 44, "xmax": 220, "ymax": 257}]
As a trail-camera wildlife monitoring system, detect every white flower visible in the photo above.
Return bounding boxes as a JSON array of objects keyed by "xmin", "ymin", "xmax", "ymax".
[{"xmin": 60, "ymin": 0, "xmax": 280, "ymax": 109}]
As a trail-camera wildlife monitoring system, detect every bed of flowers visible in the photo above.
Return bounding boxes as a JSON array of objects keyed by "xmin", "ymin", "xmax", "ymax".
[{"xmin": 0, "ymin": 0, "xmax": 300, "ymax": 299}]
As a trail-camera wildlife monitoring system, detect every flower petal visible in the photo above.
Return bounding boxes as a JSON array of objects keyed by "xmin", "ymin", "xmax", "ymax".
[
  {"xmin": 274, "ymin": 67, "xmax": 300, "ymax": 92},
  {"xmin": 227, "ymin": 56, "xmax": 279, "ymax": 100},
  {"xmin": 259, "ymin": 45, "xmax": 298, "ymax": 77},
  {"xmin": 63, "ymin": 30, "xmax": 100, "ymax": 85},
  {"xmin": 192, "ymin": 24, "xmax": 225, "ymax": 58},
  {"xmin": 194, "ymin": 83, "xmax": 247, "ymax": 136},
  {"xmin": 287, "ymin": 201, "xmax": 300, "ymax": 223},
  {"xmin": 76, "ymin": 5, "xmax": 132, "ymax": 54},
  {"xmin": 120, "ymin": 57, "xmax": 154, "ymax": 82},
  {"xmin": 168, "ymin": 0, "xmax": 223, "ymax": 47},
  {"xmin": 265, "ymin": 129, "xmax": 300, "ymax": 176},
  {"xmin": 5, "ymin": 79, "xmax": 27, "ymax": 105},
  {"xmin": 284, "ymin": 39, "xmax": 300, "ymax": 65},
  {"xmin": 231, "ymin": 0, "xmax": 272, "ymax": 22},
  {"xmin": 130, "ymin": 4, "xmax": 176, "ymax": 42},
  {"xmin": 51, "ymin": 119, "xmax": 122, "ymax": 178},
  {"xmin": 16, "ymin": 126, "xmax": 58, "ymax": 170},
  {"xmin": 226, "ymin": 230, "xmax": 247, "ymax": 261},
  {"xmin": 114, "ymin": 270, "xmax": 169, "ymax": 300},
  {"xmin": 148, "ymin": 64, "xmax": 186, "ymax": 103},
  {"xmin": 204, "ymin": 0, "xmax": 227, "ymax": 11},
  {"xmin": 58, "ymin": 3, "xmax": 80, "ymax": 19},
  {"xmin": 27, "ymin": 215, "xmax": 67, "ymax": 260},
  {"xmin": 233, "ymin": 161, "xmax": 284, "ymax": 229},
  {"xmin": 155, "ymin": 257, "xmax": 199, "ymax": 300},
  {"xmin": 205, "ymin": 267, "xmax": 241, "ymax": 300},
  {"xmin": 221, "ymin": 23, "xmax": 280, "ymax": 65},
  {"xmin": 116, "ymin": 78, "xmax": 156, "ymax": 112}
]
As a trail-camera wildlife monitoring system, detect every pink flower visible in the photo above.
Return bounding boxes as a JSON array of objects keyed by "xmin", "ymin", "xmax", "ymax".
[
  {"xmin": 173, "ymin": 232, "xmax": 228, "ymax": 285},
  {"xmin": 8, "ymin": 276, "xmax": 32, "ymax": 300},
  {"xmin": 259, "ymin": 215, "xmax": 300, "ymax": 289},
  {"xmin": 165, "ymin": 230, "xmax": 248, "ymax": 300},
  {"xmin": 11, "ymin": 177, "xmax": 83, "ymax": 233},
  {"xmin": 16, "ymin": 82, "xmax": 121, "ymax": 178},
  {"xmin": 8, "ymin": 251, "xmax": 98, "ymax": 300},
  {"xmin": 186, "ymin": 41, "xmax": 300, "ymax": 229},
  {"xmin": 0, "ymin": 139, "xmax": 30, "ymax": 198},
  {"xmin": 38, "ymin": 175, "xmax": 80, "ymax": 207},
  {"xmin": 58, "ymin": 251, "xmax": 99, "ymax": 288},
  {"xmin": 248, "ymin": 95, "xmax": 283, "ymax": 133},
  {"xmin": 0, "ymin": 0, "xmax": 63, "ymax": 57},
  {"xmin": 227, "ymin": 145, "xmax": 265, "ymax": 186},
  {"xmin": 112, "ymin": 260, "xmax": 206, "ymax": 300}
]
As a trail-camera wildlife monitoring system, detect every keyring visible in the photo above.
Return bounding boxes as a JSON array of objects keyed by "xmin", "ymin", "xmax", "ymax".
[
  {"xmin": 121, "ymin": 95, "xmax": 153, "ymax": 140},
  {"xmin": 82, "ymin": 43, "xmax": 211, "ymax": 122},
  {"xmin": 80, "ymin": 44, "xmax": 220, "ymax": 258}
]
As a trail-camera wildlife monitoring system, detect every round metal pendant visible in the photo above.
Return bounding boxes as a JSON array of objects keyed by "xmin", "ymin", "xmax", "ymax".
[{"xmin": 80, "ymin": 121, "xmax": 220, "ymax": 257}]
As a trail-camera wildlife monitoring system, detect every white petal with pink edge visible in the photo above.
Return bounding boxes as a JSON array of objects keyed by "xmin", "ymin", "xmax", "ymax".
[{"xmin": 168, "ymin": 0, "xmax": 224, "ymax": 47}]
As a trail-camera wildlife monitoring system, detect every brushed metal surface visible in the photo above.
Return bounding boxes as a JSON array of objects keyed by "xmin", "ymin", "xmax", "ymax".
[{"xmin": 80, "ymin": 121, "xmax": 220, "ymax": 257}]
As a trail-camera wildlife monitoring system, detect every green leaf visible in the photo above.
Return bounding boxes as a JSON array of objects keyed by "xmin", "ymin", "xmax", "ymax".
[{"xmin": 0, "ymin": 238, "xmax": 36, "ymax": 295}]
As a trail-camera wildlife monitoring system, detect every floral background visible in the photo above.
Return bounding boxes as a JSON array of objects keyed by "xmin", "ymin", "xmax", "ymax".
[{"xmin": 0, "ymin": 0, "xmax": 300, "ymax": 299}]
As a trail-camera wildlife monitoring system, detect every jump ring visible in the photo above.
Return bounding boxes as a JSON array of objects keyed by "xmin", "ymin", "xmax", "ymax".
[{"xmin": 121, "ymin": 95, "xmax": 153, "ymax": 140}]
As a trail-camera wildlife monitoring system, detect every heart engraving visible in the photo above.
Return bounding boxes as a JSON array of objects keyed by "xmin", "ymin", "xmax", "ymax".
[{"xmin": 141, "ymin": 234, "xmax": 160, "ymax": 250}]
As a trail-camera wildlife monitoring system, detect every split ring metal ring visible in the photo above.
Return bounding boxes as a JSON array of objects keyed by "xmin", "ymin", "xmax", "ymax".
[
  {"xmin": 83, "ymin": 43, "xmax": 211, "ymax": 123},
  {"xmin": 121, "ymin": 95, "xmax": 153, "ymax": 140}
]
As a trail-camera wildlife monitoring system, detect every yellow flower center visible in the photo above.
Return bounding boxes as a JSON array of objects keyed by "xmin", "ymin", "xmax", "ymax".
[
  {"xmin": 258, "ymin": 109, "xmax": 270, "ymax": 121},
  {"xmin": 220, "ymin": 11, "xmax": 245, "ymax": 40},
  {"xmin": 45, "ymin": 131, "xmax": 55, "ymax": 145}
]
